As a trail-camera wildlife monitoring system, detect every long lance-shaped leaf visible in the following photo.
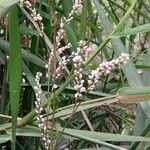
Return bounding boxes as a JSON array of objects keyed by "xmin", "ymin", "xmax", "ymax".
[
  {"xmin": 114, "ymin": 23, "xmax": 150, "ymax": 38},
  {"xmin": 2, "ymin": 124, "xmax": 150, "ymax": 144},
  {"xmin": 48, "ymin": 96, "xmax": 117, "ymax": 119},
  {"xmin": 0, "ymin": 39, "xmax": 46, "ymax": 68},
  {"xmin": 5, "ymin": 125, "xmax": 150, "ymax": 142},
  {"xmin": 117, "ymin": 87, "xmax": 150, "ymax": 103},
  {"xmin": 9, "ymin": 5, "xmax": 22, "ymax": 150}
]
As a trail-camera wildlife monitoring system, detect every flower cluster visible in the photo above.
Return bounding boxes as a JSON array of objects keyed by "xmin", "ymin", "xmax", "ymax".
[
  {"xmin": 34, "ymin": 72, "xmax": 51, "ymax": 150},
  {"xmin": 57, "ymin": 43, "xmax": 72, "ymax": 54},
  {"xmin": 19, "ymin": 0, "xmax": 44, "ymax": 36},
  {"xmin": 69, "ymin": 41, "xmax": 86, "ymax": 59},
  {"xmin": 55, "ymin": 41, "xmax": 93, "ymax": 99},
  {"xmin": 45, "ymin": 51, "xmax": 54, "ymax": 73},
  {"xmin": 45, "ymin": 0, "xmax": 84, "ymax": 80},
  {"xmin": 88, "ymin": 53, "xmax": 130, "ymax": 90},
  {"xmin": 55, "ymin": 56, "xmax": 69, "ymax": 79},
  {"xmin": 67, "ymin": 0, "xmax": 84, "ymax": 22},
  {"xmin": 55, "ymin": 22, "xmax": 65, "ymax": 49},
  {"xmin": 55, "ymin": 0, "xmax": 84, "ymax": 49},
  {"xmin": 73, "ymin": 55, "xmax": 85, "ymax": 99},
  {"xmin": 78, "ymin": 40, "xmax": 93, "ymax": 58}
]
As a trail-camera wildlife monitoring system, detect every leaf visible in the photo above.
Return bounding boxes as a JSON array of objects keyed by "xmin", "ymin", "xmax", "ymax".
[
  {"xmin": 48, "ymin": 96, "xmax": 117, "ymax": 119},
  {"xmin": 63, "ymin": 19, "xmax": 78, "ymax": 50},
  {"xmin": 79, "ymin": 1, "xmax": 88, "ymax": 40},
  {"xmin": 117, "ymin": 87, "xmax": 150, "ymax": 103},
  {"xmin": 9, "ymin": 5, "xmax": 22, "ymax": 149},
  {"xmin": 20, "ymin": 25, "xmax": 39, "ymax": 36},
  {"xmin": 114, "ymin": 23, "xmax": 150, "ymax": 38},
  {"xmin": 61, "ymin": 0, "xmax": 73, "ymax": 16},
  {"xmin": 0, "ymin": 39, "xmax": 46, "ymax": 68},
  {"xmin": 7, "ymin": 126, "xmax": 41, "ymax": 138},
  {"xmin": 0, "ymin": 0, "xmax": 19, "ymax": 21},
  {"xmin": 0, "ymin": 134, "xmax": 11, "ymax": 144},
  {"xmin": 63, "ymin": 128, "xmax": 150, "ymax": 142}
]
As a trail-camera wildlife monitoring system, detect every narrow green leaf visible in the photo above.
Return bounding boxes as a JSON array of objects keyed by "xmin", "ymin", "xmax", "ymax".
[
  {"xmin": 9, "ymin": 5, "xmax": 22, "ymax": 150},
  {"xmin": 0, "ymin": 134, "xmax": 11, "ymax": 144},
  {"xmin": 61, "ymin": 0, "xmax": 73, "ymax": 16},
  {"xmin": 118, "ymin": 87, "xmax": 150, "ymax": 96},
  {"xmin": 63, "ymin": 128, "xmax": 150, "ymax": 142},
  {"xmin": 63, "ymin": 19, "xmax": 78, "ymax": 50},
  {"xmin": 0, "ymin": 39, "xmax": 46, "ymax": 68},
  {"xmin": 48, "ymin": 96, "xmax": 117, "ymax": 119},
  {"xmin": 79, "ymin": 1, "xmax": 88, "ymax": 40},
  {"xmin": 114, "ymin": 23, "xmax": 150, "ymax": 38}
]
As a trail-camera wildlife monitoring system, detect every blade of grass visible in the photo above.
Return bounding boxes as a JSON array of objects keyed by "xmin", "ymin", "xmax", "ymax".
[
  {"xmin": 48, "ymin": 96, "xmax": 117, "ymax": 119},
  {"xmin": 114, "ymin": 23, "xmax": 150, "ymax": 38},
  {"xmin": 62, "ymin": 128, "xmax": 150, "ymax": 142},
  {"xmin": 79, "ymin": 0, "xmax": 88, "ymax": 40},
  {"xmin": 61, "ymin": 0, "xmax": 73, "ymax": 16},
  {"xmin": 0, "ymin": 134, "xmax": 11, "ymax": 144},
  {"xmin": 63, "ymin": 19, "xmax": 78, "ymax": 50},
  {"xmin": 8, "ymin": 5, "xmax": 22, "ymax": 150},
  {"xmin": 0, "ymin": 39, "xmax": 46, "ymax": 68}
]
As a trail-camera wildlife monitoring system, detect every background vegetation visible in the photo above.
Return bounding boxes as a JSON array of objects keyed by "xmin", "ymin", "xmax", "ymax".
[{"xmin": 0, "ymin": 0, "xmax": 150, "ymax": 149}]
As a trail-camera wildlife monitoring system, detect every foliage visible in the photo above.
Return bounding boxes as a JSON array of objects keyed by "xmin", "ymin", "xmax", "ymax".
[{"xmin": 0, "ymin": 0, "xmax": 150, "ymax": 149}]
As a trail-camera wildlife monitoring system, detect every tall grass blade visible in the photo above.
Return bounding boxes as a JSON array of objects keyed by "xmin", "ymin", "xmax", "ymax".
[
  {"xmin": 79, "ymin": 1, "xmax": 88, "ymax": 40},
  {"xmin": 8, "ymin": 5, "xmax": 22, "ymax": 150},
  {"xmin": 114, "ymin": 23, "xmax": 150, "ymax": 38}
]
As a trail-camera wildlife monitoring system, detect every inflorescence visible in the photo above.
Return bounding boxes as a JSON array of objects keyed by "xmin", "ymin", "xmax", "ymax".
[
  {"xmin": 19, "ymin": 0, "xmax": 44, "ymax": 36},
  {"xmin": 34, "ymin": 72, "xmax": 51, "ymax": 150},
  {"xmin": 88, "ymin": 53, "xmax": 129, "ymax": 91}
]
